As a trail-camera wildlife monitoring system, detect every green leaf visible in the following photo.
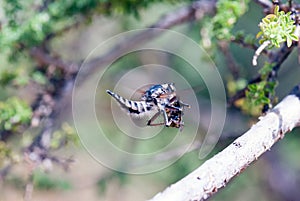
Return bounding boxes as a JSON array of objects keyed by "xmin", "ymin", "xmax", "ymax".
[
  {"xmin": 0, "ymin": 97, "xmax": 32, "ymax": 132},
  {"xmin": 290, "ymin": 34, "xmax": 299, "ymax": 41},
  {"xmin": 4, "ymin": 122, "xmax": 12, "ymax": 130},
  {"xmin": 32, "ymin": 71, "xmax": 47, "ymax": 85},
  {"xmin": 274, "ymin": 5, "xmax": 279, "ymax": 15},
  {"xmin": 248, "ymin": 84, "xmax": 257, "ymax": 91},
  {"xmin": 33, "ymin": 171, "xmax": 72, "ymax": 190},
  {"xmin": 257, "ymin": 4, "xmax": 297, "ymax": 48},
  {"xmin": 259, "ymin": 96, "xmax": 270, "ymax": 104}
]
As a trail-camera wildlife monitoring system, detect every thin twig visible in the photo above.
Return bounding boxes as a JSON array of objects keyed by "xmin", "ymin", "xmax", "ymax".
[
  {"xmin": 0, "ymin": 165, "xmax": 11, "ymax": 181},
  {"xmin": 252, "ymin": 40, "xmax": 271, "ymax": 66},
  {"xmin": 218, "ymin": 41, "xmax": 240, "ymax": 79},
  {"xmin": 231, "ymin": 36, "xmax": 265, "ymax": 53},
  {"xmin": 231, "ymin": 35, "xmax": 271, "ymax": 64},
  {"xmin": 24, "ymin": 171, "xmax": 34, "ymax": 201},
  {"xmin": 253, "ymin": 0, "xmax": 273, "ymax": 9},
  {"xmin": 30, "ymin": 47, "xmax": 79, "ymax": 74}
]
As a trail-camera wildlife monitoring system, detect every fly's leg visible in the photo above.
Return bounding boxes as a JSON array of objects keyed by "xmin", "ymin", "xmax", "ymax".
[
  {"xmin": 147, "ymin": 111, "xmax": 165, "ymax": 126},
  {"xmin": 147, "ymin": 110, "xmax": 172, "ymax": 127},
  {"xmin": 179, "ymin": 100, "xmax": 190, "ymax": 108},
  {"xmin": 165, "ymin": 105, "xmax": 181, "ymax": 111},
  {"xmin": 168, "ymin": 96, "xmax": 190, "ymax": 109},
  {"xmin": 179, "ymin": 121, "xmax": 184, "ymax": 131},
  {"xmin": 147, "ymin": 122, "xmax": 166, "ymax": 126},
  {"xmin": 162, "ymin": 109, "xmax": 172, "ymax": 127}
]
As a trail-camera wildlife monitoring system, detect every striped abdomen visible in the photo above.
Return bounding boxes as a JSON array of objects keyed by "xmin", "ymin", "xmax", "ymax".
[{"xmin": 106, "ymin": 90, "xmax": 153, "ymax": 115}]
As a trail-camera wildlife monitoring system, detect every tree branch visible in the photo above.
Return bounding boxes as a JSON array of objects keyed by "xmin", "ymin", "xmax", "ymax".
[
  {"xmin": 30, "ymin": 47, "xmax": 79, "ymax": 74},
  {"xmin": 148, "ymin": 83, "xmax": 300, "ymax": 201}
]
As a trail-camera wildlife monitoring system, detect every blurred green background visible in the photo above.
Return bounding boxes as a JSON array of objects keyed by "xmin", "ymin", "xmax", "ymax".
[{"xmin": 1, "ymin": 1, "xmax": 300, "ymax": 201}]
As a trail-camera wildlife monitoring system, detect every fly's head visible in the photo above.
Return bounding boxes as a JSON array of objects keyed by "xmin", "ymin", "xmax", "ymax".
[
  {"xmin": 166, "ymin": 108, "xmax": 184, "ymax": 129},
  {"xmin": 165, "ymin": 99, "xmax": 188, "ymax": 130}
]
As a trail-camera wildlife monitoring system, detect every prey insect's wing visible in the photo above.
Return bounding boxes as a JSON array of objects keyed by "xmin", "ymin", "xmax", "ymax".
[{"xmin": 134, "ymin": 84, "xmax": 157, "ymax": 94}]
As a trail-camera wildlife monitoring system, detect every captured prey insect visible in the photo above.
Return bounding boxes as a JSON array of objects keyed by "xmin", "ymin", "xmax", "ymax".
[{"xmin": 106, "ymin": 83, "xmax": 190, "ymax": 130}]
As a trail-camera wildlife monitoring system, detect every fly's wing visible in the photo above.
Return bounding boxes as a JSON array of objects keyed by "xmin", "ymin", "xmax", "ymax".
[
  {"xmin": 171, "ymin": 84, "xmax": 204, "ymax": 109},
  {"xmin": 116, "ymin": 84, "xmax": 157, "ymax": 101},
  {"xmin": 176, "ymin": 85, "xmax": 204, "ymax": 97},
  {"xmin": 133, "ymin": 83, "xmax": 157, "ymax": 100},
  {"xmin": 135, "ymin": 84, "xmax": 157, "ymax": 93},
  {"xmin": 121, "ymin": 83, "xmax": 178, "ymax": 100}
]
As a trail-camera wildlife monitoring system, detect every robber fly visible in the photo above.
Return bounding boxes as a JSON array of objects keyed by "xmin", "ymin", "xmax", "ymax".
[{"xmin": 106, "ymin": 83, "xmax": 190, "ymax": 130}]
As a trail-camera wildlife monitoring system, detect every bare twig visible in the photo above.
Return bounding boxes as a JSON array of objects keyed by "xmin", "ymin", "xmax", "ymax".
[
  {"xmin": 148, "ymin": 83, "xmax": 300, "ymax": 201},
  {"xmin": 231, "ymin": 36, "xmax": 266, "ymax": 53},
  {"xmin": 252, "ymin": 40, "xmax": 271, "ymax": 66},
  {"xmin": 30, "ymin": 47, "xmax": 79, "ymax": 74},
  {"xmin": 253, "ymin": 0, "xmax": 273, "ymax": 9},
  {"xmin": 24, "ymin": 171, "xmax": 34, "ymax": 201},
  {"xmin": 218, "ymin": 41, "xmax": 240, "ymax": 79},
  {"xmin": 26, "ymin": 79, "xmax": 74, "ymax": 169},
  {"xmin": 0, "ymin": 165, "xmax": 11, "ymax": 181}
]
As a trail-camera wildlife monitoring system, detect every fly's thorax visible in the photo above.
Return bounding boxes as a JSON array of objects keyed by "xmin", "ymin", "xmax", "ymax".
[{"xmin": 142, "ymin": 83, "xmax": 176, "ymax": 100}]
